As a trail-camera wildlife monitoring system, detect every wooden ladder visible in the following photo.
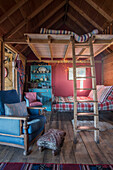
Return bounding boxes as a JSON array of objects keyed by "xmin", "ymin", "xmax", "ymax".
[{"xmin": 71, "ymin": 36, "xmax": 99, "ymax": 144}]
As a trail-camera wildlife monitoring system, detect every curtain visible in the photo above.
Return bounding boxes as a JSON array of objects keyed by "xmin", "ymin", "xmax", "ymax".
[{"xmin": 15, "ymin": 54, "xmax": 25, "ymax": 101}]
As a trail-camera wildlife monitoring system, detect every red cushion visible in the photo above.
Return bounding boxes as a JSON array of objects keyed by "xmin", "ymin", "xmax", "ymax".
[
  {"xmin": 24, "ymin": 92, "xmax": 37, "ymax": 102},
  {"xmin": 29, "ymin": 101, "xmax": 42, "ymax": 107}
]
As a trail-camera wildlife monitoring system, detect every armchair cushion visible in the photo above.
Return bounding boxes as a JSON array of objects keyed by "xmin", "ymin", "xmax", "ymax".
[
  {"xmin": 29, "ymin": 101, "xmax": 42, "ymax": 107},
  {"xmin": 4, "ymin": 101, "xmax": 28, "ymax": 116},
  {"xmin": 24, "ymin": 92, "xmax": 37, "ymax": 102},
  {"xmin": 0, "ymin": 90, "xmax": 20, "ymax": 115},
  {"xmin": 23, "ymin": 115, "xmax": 46, "ymax": 134}
]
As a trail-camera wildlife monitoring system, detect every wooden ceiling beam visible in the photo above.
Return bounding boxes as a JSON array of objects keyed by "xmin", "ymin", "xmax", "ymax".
[
  {"xmin": 27, "ymin": 35, "xmax": 41, "ymax": 61},
  {"xmin": 4, "ymin": 0, "xmax": 54, "ymax": 38},
  {"xmin": 94, "ymin": 38, "xmax": 113, "ymax": 56},
  {"xmin": 0, "ymin": 0, "xmax": 28, "ymax": 24},
  {"xmin": 69, "ymin": 1, "xmax": 103, "ymax": 31},
  {"xmin": 28, "ymin": 0, "xmax": 53, "ymax": 20},
  {"xmin": 64, "ymin": 42, "xmax": 71, "ymax": 59},
  {"xmin": 4, "ymin": 19, "xmax": 28, "ymax": 39},
  {"xmin": 21, "ymin": 45, "xmax": 28, "ymax": 53},
  {"xmin": 4, "ymin": 37, "xmax": 112, "ymax": 45},
  {"xmin": 48, "ymin": 36, "xmax": 53, "ymax": 60},
  {"xmin": 65, "ymin": 21, "xmax": 76, "ymax": 33},
  {"xmin": 28, "ymin": 44, "xmax": 41, "ymax": 61},
  {"xmin": 4, "ymin": 38, "xmax": 27, "ymax": 44},
  {"xmin": 53, "ymin": 20, "xmax": 64, "ymax": 29},
  {"xmin": 76, "ymin": 48, "xmax": 87, "ymax": 60},
  {"xmin": 5, "ymin": 44, "xmax": 26, "ymax": 60},
  {"xmin": 46, "ymin": 12, "xmax": 65, "ymax": 29},
  {"xmin": 27, "ymin": 59, "xmax": 101, "ymax": 64},
  {"xmin": 33, "ymin": 1, "xmax": 66, "ymax": 31},
  {"xmin": 85, "ymin": 0, "xmax": 113, "ymax": 22},
  {"xmin": 67, "ymin": 12, "xmax": 88, "ymax": 32}
]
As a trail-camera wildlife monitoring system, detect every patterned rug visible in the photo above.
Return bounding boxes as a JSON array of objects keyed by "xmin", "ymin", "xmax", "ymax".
[
  {"xmin": 0, "ymin": 163, "xmax": 113, "ymax": 170},
  {"xmin": 72, "ymin": 120, "xmax": 113, "ymax": 131}
]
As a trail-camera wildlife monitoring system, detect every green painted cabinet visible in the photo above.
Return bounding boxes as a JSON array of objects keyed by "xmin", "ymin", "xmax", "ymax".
[{"xmin": 29, "ymin": 65, "xmax": 52, "ymax": 111}]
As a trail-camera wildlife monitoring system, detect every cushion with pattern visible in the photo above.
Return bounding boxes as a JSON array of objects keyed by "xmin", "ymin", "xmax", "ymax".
[{"xmin": 4, "ymin": 101, "xmax": 28, "ymax": 116}]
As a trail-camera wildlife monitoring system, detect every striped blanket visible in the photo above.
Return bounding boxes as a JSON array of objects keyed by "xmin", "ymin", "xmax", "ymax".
[{"xmin": 40, "ymin": 28, "xmax": 98, "ymax": 42}]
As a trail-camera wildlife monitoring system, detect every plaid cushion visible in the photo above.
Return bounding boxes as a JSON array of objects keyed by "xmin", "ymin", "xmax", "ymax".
[
  {"xmin": 52, "ymin": 101, "xmax": 113, "ymax": 111},
  {"xmin": 88, "ymin": 85, "xmax": 104, "ymax": 98},
  {"xmin": 98, "ymin": 86, "xmax": 113, "ymax": 103}
]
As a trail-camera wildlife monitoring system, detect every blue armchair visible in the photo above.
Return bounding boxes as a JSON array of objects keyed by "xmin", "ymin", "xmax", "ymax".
[{"xmin": 0, "ymin": 90, "xmax": 46, "ymax": 155}]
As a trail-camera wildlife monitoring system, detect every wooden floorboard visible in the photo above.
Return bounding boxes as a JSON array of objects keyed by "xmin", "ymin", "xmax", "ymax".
[{"xmin": 0, "ymin": 111, "xmax": 113, "ymax": 164}]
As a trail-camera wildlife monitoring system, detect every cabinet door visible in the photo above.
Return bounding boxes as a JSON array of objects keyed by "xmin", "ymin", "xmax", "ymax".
[{"xmin": 38, "ymin": 89, "xmax": 52, "ymax": 103}]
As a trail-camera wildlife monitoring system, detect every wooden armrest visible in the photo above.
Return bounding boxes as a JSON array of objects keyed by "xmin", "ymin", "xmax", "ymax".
[
  {"xmin": 0, "ymin": 115, "xmax": 28, "ymax": 121},
  {"xmin": 27, "ymin": 107, "xmax": 46, "ymax": 110}
]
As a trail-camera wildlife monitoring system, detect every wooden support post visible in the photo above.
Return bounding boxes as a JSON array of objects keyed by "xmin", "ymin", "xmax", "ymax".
[
  {"xmin": 110, "ymin": 23, "xmax": 112, "ymax": 34},
  {"xmin": 101, "ymin": 59, "xmax": 104, "ymax": 85},
  {"xmin": 112, "ymin": 22, "xmax": 113, "ymax": 34},
  {"xmin": 89, "ymin": 38, "xmax": 99, "ymax": 143},
  {"xmin": 48, "ymin": 36, "xmax": 53, "ymax": 60},
  {"xmin": 71, "ymin": 36, "xmax": 77, "ymax": 143},
  {"xmin": 23, "ymin": 119, "xmax": 29, "ymax": 155},
  {"xmin": 0, "ymin": 40, "xmax": 5, "ymax": 90}
]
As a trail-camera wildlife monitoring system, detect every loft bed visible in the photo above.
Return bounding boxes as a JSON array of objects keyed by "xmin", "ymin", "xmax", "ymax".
[
  {"xmin": 25, "ymin": 31, "xmax": 113, "ymax": 112},
  {"xmin": 25, "ymin": 33, "xmax": 113, "ymax": 63},
  {"xmin": 52, "ymin": 86, "xmax": 113, "ymax": 112}
]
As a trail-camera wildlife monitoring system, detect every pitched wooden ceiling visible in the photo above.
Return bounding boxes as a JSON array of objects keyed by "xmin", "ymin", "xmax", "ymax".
[{"xmin": 0, "ymin": 0, "xmax": 113, "ymax": 58}]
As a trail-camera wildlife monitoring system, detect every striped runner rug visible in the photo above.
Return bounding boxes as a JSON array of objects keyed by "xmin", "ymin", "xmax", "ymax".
[{"xmin": 0, "ymin": 163, "xmax": 113, "ymax": 170}]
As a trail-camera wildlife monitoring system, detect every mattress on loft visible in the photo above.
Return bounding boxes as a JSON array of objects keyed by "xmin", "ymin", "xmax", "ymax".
[{"xmin": 52, "ymin": 96, "xmax": 113, "ymax": 111}]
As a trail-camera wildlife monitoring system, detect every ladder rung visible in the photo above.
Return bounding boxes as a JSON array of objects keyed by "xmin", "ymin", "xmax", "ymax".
[
  {"xmin": 75, "ymin": 100, "xmax": 98, "ymax": 102},
  {"xmin": 76, "ymin": 76, "xmax": 95, "ymax": 79},
  {"xmin": 76, "ymin": 88, "xmax": 96, "ymax": 90},
  {"xmin": 75, "ymin": 55, "xmax": 90, "ymax": 56},
  {"xmin": 76, "ymin": 65, "xmax": 95, "ymax": 68},
  {"xmin": 77, "ymin": 112, "xmax": 98, "ymax": 116},
  {"xmin": 76, "ymin": 126, "xmax": 99, "ymax": 131}
]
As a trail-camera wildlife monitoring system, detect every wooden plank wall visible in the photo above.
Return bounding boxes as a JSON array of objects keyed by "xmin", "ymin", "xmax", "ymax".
[
  {"xmin": 102, "ymin": 21, "xmax": 113, "ymax": 86},
  {"xmin": 103, "ymin": 52, "xmax": 113, "ymax": 85},
  {"xmin": 5, "ymin": 54, "xmax": 13, "ymax": 90}
]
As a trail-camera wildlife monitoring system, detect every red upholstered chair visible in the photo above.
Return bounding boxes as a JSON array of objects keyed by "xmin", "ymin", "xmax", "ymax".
[{"xmin": 24, "ymin": 92, "xmax": 43, "ymax": 107}]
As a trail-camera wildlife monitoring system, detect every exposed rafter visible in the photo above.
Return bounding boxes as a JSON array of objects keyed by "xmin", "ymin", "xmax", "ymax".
[
  {"xmin": 29, "ymin": 44, "xmax": 41, "ymax": 61},
  {"xmin": 85, "ymin": 0, "xmax": 113, "ymax": 22},
  {"xmin": 0, "ymin": 0, "xmax": 28, "ymax": 24},
  {"xmin": 5, "ymin": 44, "xmax": 26, "ymax": 60},
  {"xmin": 76, "ymin": 48, "xmax": 87, "ymax": 60},
  {"xmin": 64, "ymin": 42, "xmax": 71, "ymax": 59},
  {"xmin": 69, "ymin": 1, "xmax": 103, "ymax": 31},
  {"xmin": 27, "ymin": 59, "xmax": 101, "ymax": 64},
  {"xmin": 65, "ymin": 21, "xmax": 82, "ymax": 34},
  {"xmin": 67, "ymin": 13, "xmax": 88, "ymax": 32},
  {"xmin": 33, "ymin": 1, "xmax": 66, "ymax": 31},
  {"xmin": 63, "ymin": 0, "xmax": 69, "ymax": 24},
  {"xmin": 26, "ymin": 35, "xmax": 41, "ymax": 61},
  {"xmin": 46, "ymin": 12, "xmax": 65, "ymax": 29},
  {"xmin": 4, "ymin": 0, "xmax": 54, "ymax": 38},
  {"xmin": 15, "ymin": 0, "xmax": 26, "ymax": 19}
]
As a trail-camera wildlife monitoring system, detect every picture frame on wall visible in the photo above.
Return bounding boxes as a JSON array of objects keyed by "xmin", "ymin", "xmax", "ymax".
[{"xmin": 68, "ymin": 67, "xmax": 86, "ymax": 80}]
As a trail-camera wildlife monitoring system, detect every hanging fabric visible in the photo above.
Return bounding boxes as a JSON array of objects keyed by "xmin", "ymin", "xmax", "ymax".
[{"xmin": 15, "ymin": 54, "xmax": 25, "ymax": 101}]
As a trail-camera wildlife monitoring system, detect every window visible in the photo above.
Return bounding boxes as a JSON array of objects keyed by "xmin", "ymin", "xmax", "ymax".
[{"xmin": 68, "ymin": 67, "xmax": 86, "ymax": 80}]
